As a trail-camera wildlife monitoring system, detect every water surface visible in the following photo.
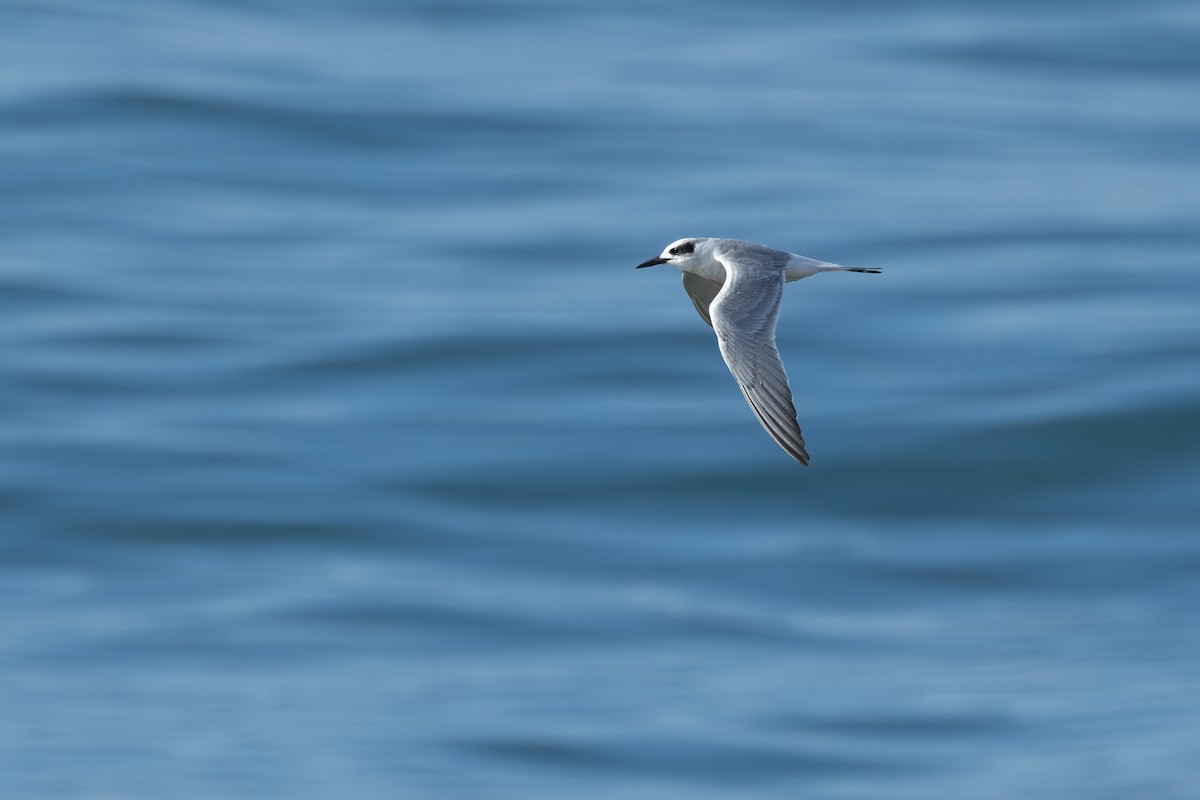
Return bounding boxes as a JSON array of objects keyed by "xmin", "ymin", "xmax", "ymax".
[{"xmin": 2, "ymin": 1, "xmax": 1199, "ymax": 798}]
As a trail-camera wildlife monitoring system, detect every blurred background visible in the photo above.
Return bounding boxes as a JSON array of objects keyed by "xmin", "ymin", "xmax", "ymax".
[{"xmin": 2, "ymin": 1, "xmax": 1198, "ymax": 797}]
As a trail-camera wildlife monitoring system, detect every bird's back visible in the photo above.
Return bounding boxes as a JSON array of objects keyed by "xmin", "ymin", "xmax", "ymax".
[{"xmin": 713, "ymin": 239, "xmax": 792, "ymax": 272}]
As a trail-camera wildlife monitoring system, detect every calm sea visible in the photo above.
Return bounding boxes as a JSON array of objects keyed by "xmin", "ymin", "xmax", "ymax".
[{"xmin": 2, "ymin": 1, "xmax": 1199, "ymax": 798}]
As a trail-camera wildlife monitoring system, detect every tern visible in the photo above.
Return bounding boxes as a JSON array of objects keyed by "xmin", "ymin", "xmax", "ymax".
[{"xmin": 636, "ymin": 237, "xmax": 880, "ymax": 465}]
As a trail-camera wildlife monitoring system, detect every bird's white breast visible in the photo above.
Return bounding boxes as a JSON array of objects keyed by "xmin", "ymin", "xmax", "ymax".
[{"xmin": 678, "ymin": 258, "xmax": 727, "ymax": 284}]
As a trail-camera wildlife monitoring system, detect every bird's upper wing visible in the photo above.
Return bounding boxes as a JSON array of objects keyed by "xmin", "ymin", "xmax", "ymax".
[
  {"xmin": 709, "ymin": 259, "xmax": 809, "ymax": 464},
  {"xmin": 681, "ymin": 271, "xmax": 725, "ymax": 327}
]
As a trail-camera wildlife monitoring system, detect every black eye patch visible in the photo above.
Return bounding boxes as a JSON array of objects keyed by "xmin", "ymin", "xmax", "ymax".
[{"xmin": 669, "ymin": 242, "xmax": 695, "ymax": 256}]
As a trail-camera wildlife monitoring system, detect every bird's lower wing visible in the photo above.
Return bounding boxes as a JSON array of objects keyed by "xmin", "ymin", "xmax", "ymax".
[
  {"xmin": 681, "ymin": 272, "xmax": 724, "ymax": 328},
  {"xmin": 710, "ymin": 267, "xmax": 809, "ymax": 465}
]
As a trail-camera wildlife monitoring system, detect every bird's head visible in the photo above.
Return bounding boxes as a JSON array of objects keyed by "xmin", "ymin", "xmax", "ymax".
[{"xmin": 635, "ymin": 238, "xmax": 713, "ymax": 271}]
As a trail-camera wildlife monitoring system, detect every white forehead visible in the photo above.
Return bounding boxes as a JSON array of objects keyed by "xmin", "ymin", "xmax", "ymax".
[{"xmin": 662, "ymin": 237, "xmax": 703, "ymax": 254}]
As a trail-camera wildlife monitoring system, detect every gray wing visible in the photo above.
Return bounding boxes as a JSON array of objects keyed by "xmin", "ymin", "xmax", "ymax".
[
  {"xmin": 709, "ymin": 264, "xmax": 810, "ymax": 465},
  {"xmin": 681, "ymin": 272, "xmax": 725, "ymax": 327}
]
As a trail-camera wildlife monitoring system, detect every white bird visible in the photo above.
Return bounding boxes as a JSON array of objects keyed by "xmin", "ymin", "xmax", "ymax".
[{"xmin": 636, "ymin": 237, "xmax": 880, "ymax": 465}]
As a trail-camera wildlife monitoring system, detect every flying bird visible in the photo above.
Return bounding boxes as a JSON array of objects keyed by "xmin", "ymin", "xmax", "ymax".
[{"xmin": 636, "ymin": 237, "xmax": 880, "ymax": 465}]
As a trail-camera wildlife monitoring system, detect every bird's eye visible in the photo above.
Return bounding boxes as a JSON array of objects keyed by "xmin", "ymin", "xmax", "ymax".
[{"xmin": 669, "ymin": 242, "xmax": 695, "ymax": 256}]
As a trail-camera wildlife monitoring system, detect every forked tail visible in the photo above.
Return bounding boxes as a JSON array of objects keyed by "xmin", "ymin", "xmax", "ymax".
[{"xmin": 821, "ymin": 265, "xmax": 881, "ymax": 274}]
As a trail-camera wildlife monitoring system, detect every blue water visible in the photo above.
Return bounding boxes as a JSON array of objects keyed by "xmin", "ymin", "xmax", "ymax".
[{"xmin": 3, "ymin": 1, "xmax": 1199, "ymax": 797}]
